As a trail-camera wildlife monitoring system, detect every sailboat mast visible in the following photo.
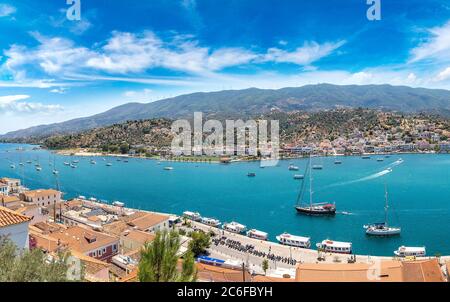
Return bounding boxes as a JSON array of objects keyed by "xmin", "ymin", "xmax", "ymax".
[
  {"xmin": 384, "ymin": 184, "xmax": 389, "ymax": 227},
  {"xmin": 309, "ymin": 153, "xmax": 313, "ymax": 207}
]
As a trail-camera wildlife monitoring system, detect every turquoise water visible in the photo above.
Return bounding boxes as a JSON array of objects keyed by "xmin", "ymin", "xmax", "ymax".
[{"xmin": 1, "ymin": 143, "xmax": 449, "ymax": 256}]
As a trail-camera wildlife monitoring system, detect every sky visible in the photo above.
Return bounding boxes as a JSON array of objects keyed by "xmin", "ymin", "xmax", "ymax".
[{"xmin": 1, "ymin": 0, "xmax": 450, "ymax": 133}]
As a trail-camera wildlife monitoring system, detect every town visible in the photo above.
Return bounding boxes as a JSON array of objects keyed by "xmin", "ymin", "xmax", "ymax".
[{"xmin": 1, "ymin": 175, "xmax": 449, "ymax": 282}]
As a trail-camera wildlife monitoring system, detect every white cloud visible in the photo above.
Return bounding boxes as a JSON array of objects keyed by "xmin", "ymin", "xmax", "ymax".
[
  {"xmin": 50, "ymin": 87, "xmax": 68, "ymax": 94},
  {"xmin": 0, "ymin": 4, "xmax": 15, "ymax": 17},
  {"xmin": 124, "ymin": 88, "xmax": 153, "ymax": 100},
  {"xmin": 435, "ymin": 67, "xmax": 450, "ymax": 81},
  {"xmin": 0, "ymin": 95, "xmax": 63, "ymax": 114},
  {"xmin": 2, "ymin": 31, "xmax": 342, "ymax": 80},
  {"xmin": 410, "ymin": 21, "xmax": 450, "ymax": 63},
  {"xmin": 263, "ymin": 41, "xmax": 346, "ymax": 65}
]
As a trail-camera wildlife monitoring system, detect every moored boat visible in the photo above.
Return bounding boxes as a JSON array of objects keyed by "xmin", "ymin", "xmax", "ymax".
[
  {"xmin": 316, "ymin": 239, "xmax": 352, "ymax": 254},
  {"xmin": 312, "ymin": 165, "xmax": 323, "ymax": 170},
  {"xmin": 200, "ymin": 217, "xmax": 221, "ymax": 227},
  {"xmin": 183, "ymin": 211, "xmax": 201, "ymax": 221},
  {"xmin": 293, "ymin": 174, "xmax": 304, "ymax": 180},
  {"xmin": 364, "ymin": 185, "xmax": 401, "ymax": 237},
  {"xmin": 288, "ymin": 164, "xmax": 299, "ymax": 171},
  {"xmin": 276, "ymin": 232, "xmax": 311, "ymax": 248},
  {"xmin": 246, "ymin": 229, "xmax": 268, "ymax": 240},
  {"xmin": 334, "ymin": 160, "xmax": 342, "ymax": 164},
  {"xmin": 112, "ymin": 201, "xmax": 125, "ymax": 207},
  {"xmin": 106, "ymin": 163, "xmax": 112, "ymax": 167},
  {"xmin": 376, "ymin": 158, "xmax": 384, "ymax": 162},
  {"xmin": 394, "ymin": 246, "xmax": 426, "ymax": 257},
  {"xmin": 362, "ymin": 155, "xmax": 371, "ymax": 159},
  {"xmin": 164, "ymin": 166, "xmax": 174, "ymax": 170},
  {"xmin": 247, "ymin": 172, "xmax": 256, "ymax": 177},
  {"xmin": 222, "ymin": 221, "xmax": 247, "ymax": 234}
]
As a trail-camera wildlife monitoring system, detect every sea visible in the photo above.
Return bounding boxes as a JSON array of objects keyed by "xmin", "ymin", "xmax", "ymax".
[{"xmin": 1, "ymin": 143, "xmax": 449, "ymax": 256}]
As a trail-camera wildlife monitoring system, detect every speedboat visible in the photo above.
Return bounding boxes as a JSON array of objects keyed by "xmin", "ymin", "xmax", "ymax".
[
  {"xmin": 394, "ymin": 246, "xmax": 426, "ymax": 257},
  {"xmin": 222, "ymin": 222, "xmax": 247, "ymax": 234},
  {"xmin": 276, "ymin": 233, "xmax": 311, "ymax": 248},
  {"xmin": 316, "ymin": 239, "xmax": 352, "ymax": 254},
  {"xmin": 246, "ymin": 229, "xmax": 268, "ymax": 241}
]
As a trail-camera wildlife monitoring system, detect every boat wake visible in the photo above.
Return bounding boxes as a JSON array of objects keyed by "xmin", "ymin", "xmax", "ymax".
[
  {"xmin": 339, "ymin": 211, "xmax": 354, "ymax": 216},
  {"xmin": 324, "ymin": 168, "xmax": 393, "ymax": 188}
]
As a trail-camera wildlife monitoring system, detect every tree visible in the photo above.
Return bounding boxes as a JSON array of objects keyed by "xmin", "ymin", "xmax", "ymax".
[
  {"xmin": 262, "ymin": 259, "xmax": 269, "ymax": 275},
  {"xmin": 0, "ymin": 236, "xmax": 71, "ymax": 282},
  {"xmin": 188, "ymin": 231, "xmax": 211, "ymax": 257},
  {"xmin": 138, "ymin": 230, "xmax": 197, "ymax": 282}
]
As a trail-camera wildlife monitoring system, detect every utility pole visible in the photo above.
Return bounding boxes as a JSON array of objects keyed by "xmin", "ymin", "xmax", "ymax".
[{"xmin": 242, "ymin": 262, "xmax": 246, "ymax": 282}]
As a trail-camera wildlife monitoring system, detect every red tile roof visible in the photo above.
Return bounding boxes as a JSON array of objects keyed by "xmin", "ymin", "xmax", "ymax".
[{"xmin": 0, "ymin": 206, "xmax": 32, "ymax": 227}]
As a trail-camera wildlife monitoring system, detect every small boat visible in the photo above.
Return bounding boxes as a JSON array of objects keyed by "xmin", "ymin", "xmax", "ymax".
[
  {"xmin": 36, "ymin": 167, "xmax": 42, "ymax": 172},
  {"xmin": 247, "ymin": 172, "xmax": 256, "ymax": 177},
  {"xmin": 376, "ymin": 158, "xmax": 384, "ymax": 162},
  {"xmin": 164, "ymin": 166, "xmax": 174, "ymax": 171},
  {"xmin": 90, "ymin": 160, "xmax": 96, "ymax": 165},
  {"xmin": 293, "ymin": 174, "xmax": 304, "ymax": 180},
  {"xmin": 364, "ymin": 186, "xmax": 401, "ymax": 237},
  {"xmin": 362, "ymin": 156, "xmax": 371, "ymax": 159},
  {"xmin": 222, "ymin": 222, "xmax": 247, "ymax": 234},
  {"xmin": 78, "ymin": 195, "xmax": 87, "ymax": 200},
  {"xmin": 10, "ymin": 164, "xmax": 15, "ymax": 169},
  {"xmin": 26, "ymin": 160, "xmax": 32, "ymax": 164},
  {"xmin": 385, "ymin": 155, "xmax": 391, "ymax": 158},
  {"xmin": 124, "ymin": 159, "xmax": 129, "ymax": 163},
  {"xmin": 117, "ymin": 158, "xmax": 122, "ymax": 162},
  {"xmin": 334, "ymin": 160, "xmax": 342, "ymax": 165},
  {"xmin": 316, "ymin": 239, "xmax": 352, "ymax": 254},
  {"xmin": 288, "ymin": 165, "xmax": 299, "ymax": 171},
  {"xmin": 19, "ymin": 162, "xmax": 24, "ymax": 166},
  {"xmin": 183, "ymin": 211, "xmax": 201, "ymax": 221},
  {"xmin": 89, "ymin": 197, "xmax": 98, "ymax": 202},
  {"xmin": 52, "ymin": 170, "xmax": 59, "ymax": 175},
  {"xmin": 64, "ymin": 162, "xmax": 70, "ymax": 166},
  {"xmin": 312, "ymin": 165, "xmax": 323, "ymax": 170},
  {"xmin": 200, "ymin": 217, "xmax": 221, "ymax": 227},
  {"xmin": 70, "ymin": 164, "xmax": 77, "ymax": 168},
  {"xmin": 157, "ymin": 162, "xmax": 161, "ymax": 165},
  {"xmin": 276, "ymin": 233, "xmax": 311, "ymax": 248},
  {"xmin": 112, "ymin": 201, "xmax": 125, "ymax": 207},
  {"xmin": 246, "ymin": 229, "xmax": 268, "ymax": 241},
  {"xmin": 72, "ymin": 160, "xmax": 79, "ymax": 164},
  {"xmin": 106, "ymin": 163, "xmax": 112, "ymax": 167},
  {"xmin": 394, "ymin": 246, "xmax": 426, "ymax": 257}
]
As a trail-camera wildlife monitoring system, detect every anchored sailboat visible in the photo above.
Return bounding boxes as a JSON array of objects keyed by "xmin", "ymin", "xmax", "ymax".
[
  {"xmin": 364, "ymin": 185, "xmax": 401, "ymax": 236},
  {"xmin": 295, "ymin": 155, "xmax": 336, "ymax": 216}
]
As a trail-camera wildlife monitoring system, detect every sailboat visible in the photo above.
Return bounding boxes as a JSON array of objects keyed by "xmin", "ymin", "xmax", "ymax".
[
  {"xmin": 295, "ymin": 155, "xmax": 336, "ymax": 216},
  {"xmin": 52, "ymin": 157, "xmax": 59, "ymax": 175},
  {"xmin": 364, "ymin": 185, "xmax": 401, "ymax": 236}
]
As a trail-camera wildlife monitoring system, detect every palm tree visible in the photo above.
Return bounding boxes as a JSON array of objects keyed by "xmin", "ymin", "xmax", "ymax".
[{"xmin": 138, "ymin": 230, "xmax": 197, "ymax": 282}]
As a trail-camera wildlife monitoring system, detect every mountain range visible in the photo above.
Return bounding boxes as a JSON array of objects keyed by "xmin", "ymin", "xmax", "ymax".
[{"xmin": 2, "ymin": 84, "xmax": 450, "ymax": 140}]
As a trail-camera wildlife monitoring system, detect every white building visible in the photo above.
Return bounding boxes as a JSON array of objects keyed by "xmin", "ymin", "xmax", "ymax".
[
  {"xmin": 20, "ymin": 189, "xmax": 62, "ymax": 207},
  {"xmin": 0, "ymin": 206, "xmax": 32, "ymax": 250}
]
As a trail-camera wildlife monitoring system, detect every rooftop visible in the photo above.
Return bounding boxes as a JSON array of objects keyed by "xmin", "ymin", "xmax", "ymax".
[
  {"xmin": 126, "ymin": 212, "xmax": 169, "ymax": 231},
  {"xmin": 196, "ymin": 263, "xmax": 251, "ymax": 282},
  {"xmin": 22, "ymin": 189, "xmax": 61, "ymax": 198},
  {"xmin": 0, "ymin": 206, "xmax": 32, "ymax": 228}
]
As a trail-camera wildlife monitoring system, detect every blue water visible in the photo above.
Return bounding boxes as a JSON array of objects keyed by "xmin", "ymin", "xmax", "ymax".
[{"xmin": 1, "ymin": 143, "xmax": 449, "ymax": 256}]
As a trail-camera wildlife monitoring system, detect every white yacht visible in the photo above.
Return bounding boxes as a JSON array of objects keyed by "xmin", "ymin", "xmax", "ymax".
[
  {"xmin": 246, "ymin": 229, "xmax": 268, "ymax": 240},
  {"xmin": 164, "ymin": 166, "xmax": 174, "ymax": 171},
  {"xmin": 364, "ymin": 185, "xmax": 401, "ymax": 236},
  {"xmin": 222, "ymin": 222, "xmax": 247, "ymax": 234},
  {"xmin": 316, "ymin": 239, "xmax": 352, "ymax": 254},
  {"xmin": 200, "ymin": 217, "xmax": 221, "ymax": 227},
  {"xmin": 183, "ymin": 211, "xmax": 201, "ymax": 221},
  {"xmin": 394, "ymin": 246, "xmax": 426, "ymax": 257},
  {"xmin": 276, "ymin": 233, "xmax": 311, "ymax": 248},
  {"xmin": 288, "ymin": 164, "xmax": 299, "ymax": 171}
]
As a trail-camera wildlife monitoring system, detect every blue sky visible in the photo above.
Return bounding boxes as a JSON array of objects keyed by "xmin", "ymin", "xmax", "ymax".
[{"xmin": 1, "ymin": 0, "xmax": 450, "ymax": 133}]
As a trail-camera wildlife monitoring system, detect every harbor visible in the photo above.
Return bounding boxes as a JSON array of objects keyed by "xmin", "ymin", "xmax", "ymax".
[{"xmin": 1, "ymin": 143, "xmax": 450, "ymax": 257}]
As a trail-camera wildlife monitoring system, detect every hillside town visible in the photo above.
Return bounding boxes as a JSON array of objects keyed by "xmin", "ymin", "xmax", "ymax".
[{"xmin": 1, "ymin": 176, "xmax": 449, "ymax": 282}]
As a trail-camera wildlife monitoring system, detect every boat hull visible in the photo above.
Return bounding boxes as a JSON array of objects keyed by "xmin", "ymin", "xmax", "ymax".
[{"xmin": 295, "ymin": 206, "xmax": 336, "ymax": 216}]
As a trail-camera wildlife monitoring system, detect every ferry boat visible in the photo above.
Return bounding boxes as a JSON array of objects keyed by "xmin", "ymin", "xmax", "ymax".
[
  {"xmin": 200, "ymin": 217, "xmax": 221, "ymax": 227},
  {"xmin": 316, "ymin": 239, "xmax": 352, "ymax": 254},
  {"xmin": 247, "ymin": 172, "xmax": 256, "ymax": 177},
  {"xmin": 394, "ymin": 246, "xmax": 426, "ymax": 257},
  {"xmin": 295, "ymin": 155, "xmax": 336, "ymax": 216},
  {"xmin": 293, "ymin": 174, "xmax": 304, "ymax": 180},
  {"xmin": 222, "ymin": 222, "xmax": 247, "ymax": 234},
  {"xmin": 183, "ymin": 211, "xmax": 201, "ymax": 221},
  {"xmin": 246, "ymin": 229, "xmax": 268, "ymax": 241},
  {"xmin": 164, "ymin": 166, "xmax": 174, "ymax": 171},
  {"xmin": 112, "ymin": 201, "xmax": 125, "ymax": 207},
  {"xmin": 312, "ymin": 165, "xmax": 323, "ymax": 170},
  {"xmin": 288, "ymin": 165, "xmax": 299, "ymax": 171},
  {"xmin": 276, "ymin": 233, "xmax": 311, "ymax": 248},
  {"xmin": 364, "ymin": 185, "xmax": 401, "ymax": 237}
]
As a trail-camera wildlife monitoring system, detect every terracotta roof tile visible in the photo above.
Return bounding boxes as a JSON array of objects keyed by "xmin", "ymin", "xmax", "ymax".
[{"xmin": 0, "ymin": 206, "xmax": 32, "ymax": 227}]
